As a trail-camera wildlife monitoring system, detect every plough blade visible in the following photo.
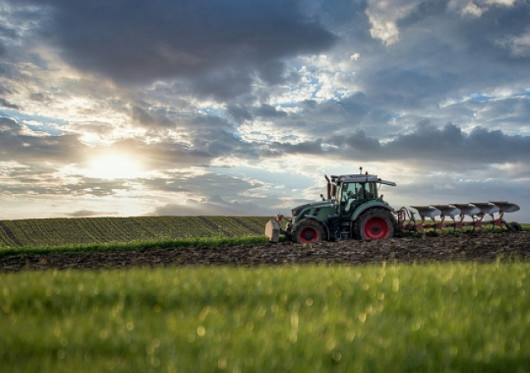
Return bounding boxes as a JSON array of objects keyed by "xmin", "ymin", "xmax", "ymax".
[
  {"xmin": 452, "ymin": 203, "xmax": 481, "ymax": 216},
  {"xmin": 490, "ymin": 201, "xmax": 520, "ymax": 213},
  {"xmin": 398, "ymin": 201, "xmax": 520, "ymax": 235},
  {"xmin": 432, "ymin": 205, "xmax": 461, "ymax": 219},
  {"xmin": 410, "ymin": 205, "xmax": 441, "ymax": 219},
  {"xmin": 471, "ymin": 202, "xmax": 500, "ymax": 216}
]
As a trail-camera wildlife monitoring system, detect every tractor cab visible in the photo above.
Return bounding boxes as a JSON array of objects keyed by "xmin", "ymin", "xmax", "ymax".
[
  {"xmin": 336, "ymin": 178, "xmax": 379, "ymax": 216},
  {"xmin": 329, "ymin": 173, "xmax": 395, "ymax": 215}
]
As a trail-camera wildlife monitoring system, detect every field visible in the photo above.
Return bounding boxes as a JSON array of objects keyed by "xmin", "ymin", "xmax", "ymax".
[
  {"xmin": 0, "ymin": 216, "xmax": 270, "ymax": 248},
  {"xmin": 1, "ymin": 216, "xmax": 529, "ymax": 372},
  {"xmin": 2, "ymin": 264, "xmax": 530, "ymax": 372}
]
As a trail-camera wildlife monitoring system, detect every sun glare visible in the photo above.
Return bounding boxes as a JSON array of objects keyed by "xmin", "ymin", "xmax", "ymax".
[{"xmin": 86, "ymin": 153, "xmax": 144, "ymax": 180}]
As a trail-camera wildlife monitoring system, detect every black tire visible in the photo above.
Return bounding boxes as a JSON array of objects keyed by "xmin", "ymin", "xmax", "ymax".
[
  {"xmin": 292, "ymin": 219, "xmax": 325, "ymax": 243},
  {"xmin": 354, "ymin": 208, "xmax": 395, "ymax": 240},
  {"xmin": 508, "ymin": 221, "xmax": 522, "ymax": 232}
]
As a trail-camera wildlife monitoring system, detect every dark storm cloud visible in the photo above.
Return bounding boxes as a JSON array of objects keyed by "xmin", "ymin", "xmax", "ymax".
[
  {"xmin": 267, "ymin": 138, "xmax": 325, "ymax": 157},
  {"xmin": 185, "ymin": 114, "xmax": 259, "ymax": 159},
  {"xmin": 350, "ymin": 1, "xmax": 530, "ymax": 113},
  {"xmin": 225, "ymin": 104, "xmax": 289, "ymax": 124},
  {"xmin": 130, "ymin": 105, "xmax": 174, "ymax": 129},
  {"xmin": 187, "ymin": 66, "xmax": 255, "ymax": 101},
  {"xmin": 263, "ymin": 121, "xmax": 530, "ymax": 167},
  {"xmin": 254, "ymin": 104, "xmax": 289, "ymax": 118},
  {"xmin": 0, "ymin": 116, "xmax": 85, "ymax": 164},
  {"xmin": 0, "ymin": 97, "xmax": 19, "ymax": 109},
  {"xmin": 243, "ymin": 1, "xmax": 530, "ymax": 150},
  {"xmin": 383, "ymin": 123, "xmax": 530, "ymax": 165},
  {"xmin": 13, "ymin": 0, "xmax": 336, "ymax": 96}
]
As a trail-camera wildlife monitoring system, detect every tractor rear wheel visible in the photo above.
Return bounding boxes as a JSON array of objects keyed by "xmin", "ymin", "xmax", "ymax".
[
  {"xmin": 292, "ymin": 219, "xmax": 325, "ymax": 243},
  {"xmin": 354, "ymin": 208, "xmax": 395, "ymax": 240}
]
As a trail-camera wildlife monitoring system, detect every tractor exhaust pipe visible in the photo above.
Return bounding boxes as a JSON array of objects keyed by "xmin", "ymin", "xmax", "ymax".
[{"xmin": 325, "ymin": 175, "xmax": 331, "ymax": 200}]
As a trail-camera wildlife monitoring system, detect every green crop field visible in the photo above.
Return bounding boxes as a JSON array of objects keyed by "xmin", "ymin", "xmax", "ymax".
[
  {"xmin": 1, "ymin": 263, "xmax": 529, "ymax": 372},
  {"xmin": 0, "ymin": 216, "xmax": 271, "ymax": 248}
]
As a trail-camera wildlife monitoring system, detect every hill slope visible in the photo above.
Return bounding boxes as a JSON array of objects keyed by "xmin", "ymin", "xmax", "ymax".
[{"xmin": 0, "ymin": 216, "xmax": 271, "ymax": 247}]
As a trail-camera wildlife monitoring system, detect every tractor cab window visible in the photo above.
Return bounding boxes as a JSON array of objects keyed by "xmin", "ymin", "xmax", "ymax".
[
  {"xmin": 340, "ymin": 182, "xmax": 378, "ymax": 213},
  {"xmin": 341, "ymin": 182, "xmax": 361, "ymax": 203},
  {"xmin": 341, "ymin": 182, "xmax": 377, "ymax": 201}
]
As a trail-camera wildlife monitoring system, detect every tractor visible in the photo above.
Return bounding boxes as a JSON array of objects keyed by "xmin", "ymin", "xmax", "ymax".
[
  {"xmin": 265, "ymin": 170, "xmax": 398, "ymax": 243},
  {"xmin": 265, "ymin": 169, "xmax": 522, "ymax": 243}
]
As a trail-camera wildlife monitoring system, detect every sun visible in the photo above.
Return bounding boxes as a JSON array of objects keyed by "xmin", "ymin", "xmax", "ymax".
[{"xmin": 86, "ymin": 152, "xmax": 144, "ymax": 180}]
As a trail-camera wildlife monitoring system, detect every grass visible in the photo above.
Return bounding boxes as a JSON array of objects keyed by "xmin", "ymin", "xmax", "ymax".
[
  {"xmin": 1, "ymin": 263, "xmax": 529, "ymax": 372},
  {"xmin": 0, "ymin": 235, "xmax": 269, "ymax": 258}
]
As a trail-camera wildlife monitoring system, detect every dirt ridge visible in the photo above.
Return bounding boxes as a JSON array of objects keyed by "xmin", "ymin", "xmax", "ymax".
[{"xmin": 1, "ymin": 232, "xmax": 529, "ymax": 272}]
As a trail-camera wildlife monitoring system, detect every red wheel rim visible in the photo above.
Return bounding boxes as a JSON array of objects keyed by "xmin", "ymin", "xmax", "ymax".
[
  {"xmin": 299, "ymin": 227, "xmax": 319, "ymax": 243},
  {"xmin": 363, "ymin": 217, "xmax": 390, "ymax": 239}
]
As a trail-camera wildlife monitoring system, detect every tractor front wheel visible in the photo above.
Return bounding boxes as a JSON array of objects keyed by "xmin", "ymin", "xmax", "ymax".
[
  {"xmin": 354, "ymin": 208, "xmax": 395, "ymax": 240},
  {"xmin": 292, "ymin": 219, "xmax": 325, "ymax": 243}
]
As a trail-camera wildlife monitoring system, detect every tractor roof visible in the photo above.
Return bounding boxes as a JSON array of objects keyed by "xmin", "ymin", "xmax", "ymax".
[{"xmin": 331, "ymin": 174, "xmax": 397, "ymax": 186}]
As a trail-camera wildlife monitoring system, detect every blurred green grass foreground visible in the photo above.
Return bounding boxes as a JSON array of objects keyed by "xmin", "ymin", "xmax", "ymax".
[{"xmin": 1, "ymin": 263, "xmax": 529, "ymax": 372}]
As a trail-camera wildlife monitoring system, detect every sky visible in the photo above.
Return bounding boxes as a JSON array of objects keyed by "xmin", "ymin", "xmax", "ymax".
[{"xmin": 0, "ymin": 0, "xmax": 529, "ymax": 222}]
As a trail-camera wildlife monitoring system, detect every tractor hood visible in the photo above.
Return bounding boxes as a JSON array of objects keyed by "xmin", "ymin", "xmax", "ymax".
[{"xmin": 291, "ymin": 200, "xmax": 334, "ymax": 217}]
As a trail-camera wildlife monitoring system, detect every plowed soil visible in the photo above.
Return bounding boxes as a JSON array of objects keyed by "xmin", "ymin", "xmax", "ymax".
[{"xmin": 1, "ymin": 232, "xmax": 529, "ymax": 271}]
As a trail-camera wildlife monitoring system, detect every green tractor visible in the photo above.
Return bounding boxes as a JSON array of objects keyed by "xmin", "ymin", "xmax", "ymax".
[{"xmin": 265, "ymin": 170, "xmax": 397, "ymax": 243}]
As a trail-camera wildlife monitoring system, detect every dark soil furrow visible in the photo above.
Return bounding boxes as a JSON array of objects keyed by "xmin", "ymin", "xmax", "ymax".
[{"xmin": 1, "ymin": 232, "xmax": 529, "ymax": 272}]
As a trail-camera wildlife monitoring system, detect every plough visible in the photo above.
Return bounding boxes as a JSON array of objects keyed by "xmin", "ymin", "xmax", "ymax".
[{"xmin": 397, "ymin": 201, "xmax": 521, "ymax": 235}]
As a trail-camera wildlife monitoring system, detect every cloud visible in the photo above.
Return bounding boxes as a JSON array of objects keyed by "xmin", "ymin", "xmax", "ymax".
[
  {"xmin": 262, "ymin": 122, "xmax": 530, "ymax": 169},
  {"xmin": 11, "ymin": 0, "xmax": 336, "ymax": 98},
  {"xmin": 497, "ymin": 28, "xmax": 530, "ymax": 57},
  {"xmin": 146, "ymin": 171, "xmax": 289, "ymax": 216},
  {"xmin": 130, "ymin": 105, "xmax": 173, "ymax": 129},
  {"xmin": 66, "ymin": 209, "xmax": 118, "ymax": 217},
  {"xmin": 0, "ymin": 97, "xmax": 18, "ymax": 109},
  {"xmin": 365, "ymin": 0, "xmax": 417, "ymax": 45},
  {"xmin": 153, "ymin": 194, "xmax": 277, "ymax": 216},
  {"xmin": 145, "ymin": 172, "xmax": 261, "ymax": 197},
  {"xmin": 448, "ymin": 0, "xmax": 517, "ymax": 18},
  {"xmin": 383, "ymin": 123, "xmax": 530, "ymax": 166},
  {"xmin": 1, "ymin": 0, "xmax": 530, "ymax": 221},
  {"xmin": 0, "ymin": 116, "xmax": 85, "ymax": 164}
]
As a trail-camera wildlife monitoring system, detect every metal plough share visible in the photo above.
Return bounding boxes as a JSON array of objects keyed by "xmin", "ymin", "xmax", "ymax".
[{"xmin": 398, "ymin": 201, "xmax": 521, "ymax": 235}]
